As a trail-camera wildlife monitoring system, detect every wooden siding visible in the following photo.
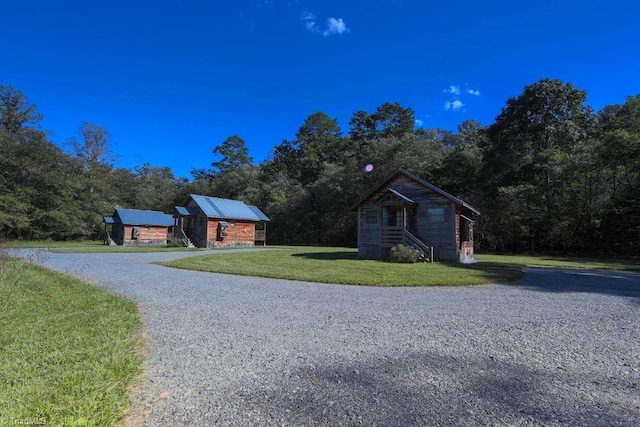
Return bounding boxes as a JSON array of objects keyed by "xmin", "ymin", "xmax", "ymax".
[
  {"xmin": 455, "ymin": 209, "xmax": 476, "ymax": 262},
  {"xmin": 357, "ymin": 174, "xmax": 458, "ymax": 260},
  {"xmin": 117, "ymin": 225, "xmax": 170, "ymax": 245},
  {"xmin": 206, "ymin": 219, "xmax": 256, "ymax": 248},
  {"xmin": 356, "ymin": 173, "xmax": 477, "ymax": 261}
]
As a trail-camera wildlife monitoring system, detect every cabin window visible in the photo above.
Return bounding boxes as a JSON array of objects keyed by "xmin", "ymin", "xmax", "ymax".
[
  {"xmin": 428, "ymin": 208, "xmax": 444, "ymax": 223},
  {"xmin": 132, "ymin": 227, "xmax": 140, "ymax": 239},
  {"xmin": 365, "ymin": 208, "xmax": 378, "ymax": 224}
]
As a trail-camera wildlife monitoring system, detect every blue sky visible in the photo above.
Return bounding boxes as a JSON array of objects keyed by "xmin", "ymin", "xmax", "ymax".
[{"xmin": 2, "ymin": 0, "xmax": 639, "ymax": 179}]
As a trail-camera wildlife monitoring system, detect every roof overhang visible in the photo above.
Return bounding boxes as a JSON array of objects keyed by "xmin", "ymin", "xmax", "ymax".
[{"xmin": 351, "ymin": 168, "xmax": 480, "ymax": 215}]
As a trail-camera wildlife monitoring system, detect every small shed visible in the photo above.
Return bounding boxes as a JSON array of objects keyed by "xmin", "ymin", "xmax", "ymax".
[
  {"xmin": 174, "ymin": 195, "xmax": 269, "ymax": 248},
  {"xmin": 352, "ymin": 169, "xmax": 479, "ymax": 263},
  {"xmin": 104, "ymin": 208, "xmax": 174, "ymax": 245}
]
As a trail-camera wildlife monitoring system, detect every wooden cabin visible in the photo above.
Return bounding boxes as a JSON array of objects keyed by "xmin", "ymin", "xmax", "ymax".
[
  {"xmin": 174, "ymin": 195, "xmax": 269, "ymax": 248},
  {"xmin": 104, "ymin": 208, "xmax": 174, "ymax": 245},
  {"xmin": 353, "ymin": 169, "xmax": 479, "ymax": 263}
]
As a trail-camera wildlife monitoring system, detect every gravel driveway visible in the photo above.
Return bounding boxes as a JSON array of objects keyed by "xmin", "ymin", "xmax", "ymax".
[{"xmin": 18, "ymin": 249, "xmax": 640, "ymax": 426}]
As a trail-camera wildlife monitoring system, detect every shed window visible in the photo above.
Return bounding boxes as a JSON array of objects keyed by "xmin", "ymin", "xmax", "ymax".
[
  {"xmin": 427, "ymin": 208, "xmax": 444, "ymax": 223},
  {"xmin": 365, "ymin": 209, "xmax": 378, "ymax": 225}
]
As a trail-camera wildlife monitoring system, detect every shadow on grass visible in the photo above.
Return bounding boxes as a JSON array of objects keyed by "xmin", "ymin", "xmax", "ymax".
[
  {"xmin": 458, "ymin": 261, "xmax": 525, "ymax": 282},
  {"xmin": 504, "ymin": 266, "xmax": 640, "ymax": 302},
  {"xmin": 291, "ymin": 251, "xmax": 360, "ymax": 261}
]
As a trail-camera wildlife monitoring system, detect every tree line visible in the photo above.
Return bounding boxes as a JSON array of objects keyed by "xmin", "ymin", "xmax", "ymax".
[{"xmin": 1, "ymin": 79, "xmax": 638, "ymax": 255}]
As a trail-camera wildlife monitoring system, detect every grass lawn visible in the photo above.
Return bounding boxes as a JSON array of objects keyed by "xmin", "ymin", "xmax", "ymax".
[
  {"xmin": 0, "ymin": 255, "xmax": 143, "ymax": 426},
  {"xmin": 2, "ymin": 240, "xmax": 204, "ymax": 253},
  {"xmin": 163, "ymin": 246, "xmax": 525, "ymax": 286},
  {"xmin": 476, "ymin": 253, "xmax": 640, "ymax": 272},
  {"xmin": 163, "ymin": 246, "xmax": 639, "ymax": 286}
]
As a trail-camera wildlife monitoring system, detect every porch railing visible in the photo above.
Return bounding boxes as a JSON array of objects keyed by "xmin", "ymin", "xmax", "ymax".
[{"xmin": 402, "ymin": 229, "xmax": 434, "ymax": 263}]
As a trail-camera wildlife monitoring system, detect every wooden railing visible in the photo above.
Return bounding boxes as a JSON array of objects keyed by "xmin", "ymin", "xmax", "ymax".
[
  {"xmin": 381, "ymin": 227, "xmax": 403, "ymax": 245},
  {"xmin": 176, "ymin": 228, "xmax": 194, "ymax": 248},
  {"xmin": 381, "ymin": 226, "xmax": 436, "ymax": 262},
  {"xmin": 402, "ymin": 229, "xmax": 434, "ymax": 263},
  {"xmin": 105, "ymin": 231, "xmax": 117, "ymax": 246}
]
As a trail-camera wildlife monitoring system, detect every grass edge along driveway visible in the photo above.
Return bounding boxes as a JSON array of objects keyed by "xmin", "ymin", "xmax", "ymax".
[
  {"xmin": 162, "ymin": 246, "xmax": 524, "ymax": 286},
  {"xmin": 163, "ymin": 246, "xmax": 639, "ymax": 286},
  {"xmin": 0, "ymin": 255, "xmax": 143, "ymax": 427}
]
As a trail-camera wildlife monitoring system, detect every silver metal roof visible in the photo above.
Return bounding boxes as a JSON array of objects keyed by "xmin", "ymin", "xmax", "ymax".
[
  {"xmin": 352, "ymin": 169, "xmax": 480, "ymax": 215},
  {"xmin": 114, "ymin": 208, "xmax": 174, "ymax": 226},
  {"xmin": 247, "ymin": 205, "xmax": 270, "ymax": 222},
  {"xmin": 189, "ymin": 194, "xmax": 270, "ymax": 222}
]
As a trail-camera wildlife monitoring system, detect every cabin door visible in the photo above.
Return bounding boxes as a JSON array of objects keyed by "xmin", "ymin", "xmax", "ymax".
[{"xmin": 383, "ymin": 206, "xmax": 404, "ymax": 228}]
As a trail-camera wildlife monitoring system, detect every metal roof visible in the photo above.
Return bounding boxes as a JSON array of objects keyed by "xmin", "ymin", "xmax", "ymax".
[
  {"xmin": 352, "ymin": 169, "xmax": 480, "ymax": 215},
  {"xmin": 174, "ymin": 206, "xmax": 200, "ymax": 217},
  {"xmin": 114, "ymin": 208, "xmax": 174, "ymax": 226},
  {"xmin": 103, "ymin": 216, "xmax": 114, "ymax": 224},
  {"xmin": 174, "ymin": 206, "xmax": 190, "ymax": 216},
  {"xmin": 247, "ymin": 205, "xmax": 270, "ymax": 222},
  {"xmin": 388, "ymin": 188, "xmax": 416, "ymax": 204},
  {"xmin": 189, "ymin": 194, "xmax": 270, "ymax": 222}
]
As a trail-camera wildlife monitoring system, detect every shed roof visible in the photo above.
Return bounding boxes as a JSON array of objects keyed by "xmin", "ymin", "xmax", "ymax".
[
  {"xmin": 103, "ymin": 216, "xmax": 114, "ymax": 224},
  {"xmin": 247, "ymin": 205, "xmax": 270, "ymax": 221},
  {"xmin": 374, "ymin": 188, "xmax": 416, "ymax": 205},
  {"xmin": 352, "ymin": 169, "xmax": 480, "ymax": 215},
  {"xmin": 174, "ymin": 206, "xmax": 200, "ymax": 217},
  {"xmin": 114, "ymin": 208, "xmax": 174, "ymax": 226},
  {"xmin": 189, "ymin": 195, "xmax": 270, "ymax": 222}
]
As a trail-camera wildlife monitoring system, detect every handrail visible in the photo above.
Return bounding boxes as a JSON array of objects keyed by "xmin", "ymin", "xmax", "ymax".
[
  {"xmin": 105, "ymin": 231, "xmax": 117, "ymax": 246},
  {"xmin": 403, "ymin": 228, "xmax": 434, "ymax": 262},
  {"xmin": 190, "ymin": 230, "xmax": 203, "ymax": 248}
]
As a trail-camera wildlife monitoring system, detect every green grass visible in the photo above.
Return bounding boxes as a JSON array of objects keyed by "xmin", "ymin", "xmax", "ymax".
[
  {"xmin": 2, "ymin": 239, "xmax": 205, "ymax": 253},
  {"xmin": 51, "ymin": 245, "xmax": 205, "ymax": 254},
  {"xmin": 476, "ymin": 253, "xmax": 640, "ymax": 272},
  {"xmin": 163, "ymin": 246, "xmax": 525, "ymax": 286},
  {"xmin": 0, "ymin": 254, "xmax": 143, "ymax": 426},
  {"xmin": 1, "ymin": 240, "xmax": 101, "ymax": 248},
  {"xmin": 163, "ymin": 246, "xmax": 639, "ymax": 286}
]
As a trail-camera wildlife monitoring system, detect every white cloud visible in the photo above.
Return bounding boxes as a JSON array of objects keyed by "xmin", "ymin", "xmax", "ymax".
[
  {"xmin": 301, "ymin": 10, "xmax": 349, "ymax": 36},
  {"xmin": 415, "ymin": 119, "xmax": 424, "ymax": 127},
  {"xmin": 445, "ymin": 85, "xmax": 460, "ymax": 95},
  {"xmin": 444, "ymin": 99, "xmax": 464, "ymax": 111},
  {"xmin": 468, "ymin": 89, "xmax": 480, "ymax": 96},
  {"xmin": 300, "ymin": 10, "xmax": 319, "ymax": 32},
  {"xmin": 323, "ymin": 17, "xmax": 350, "ymax": 36}
]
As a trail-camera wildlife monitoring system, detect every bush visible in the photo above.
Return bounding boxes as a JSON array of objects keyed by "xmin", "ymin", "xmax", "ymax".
[{"xmin": 389, "ymin": 244, "xmax": 421, "ymax": 263}]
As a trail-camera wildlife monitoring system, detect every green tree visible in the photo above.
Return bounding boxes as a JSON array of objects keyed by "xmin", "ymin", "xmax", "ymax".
[
  {"xmin": 0, "ymin": 86, "xmax": 42, "ymax": 136},
  {"xmin": 483, "ymin": 78, "xmax": 597, "ymax": 251},
  {"xmin": 0, "ymin": 87, "xmax": 80, "ymax": 239},
  {"xmin": 438, "ymin": 120, "xmax": 486, "ymax": 199},
  {"xmin": 211, "ymin": 135, "xmax": 253, "ymax": 174},
  {"xmin": 599, "ymin": 95, "xmax": 640, "ymax": 253},
  {"xmin": 68, "ymin": 122, "xmax": 118, "ymax": 239},
  {"xmin": 348, "ymin": 103, "xmax": 415, "ymax": 140}
]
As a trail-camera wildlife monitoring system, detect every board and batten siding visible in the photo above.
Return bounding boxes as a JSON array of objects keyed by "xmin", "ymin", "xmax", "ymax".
[
  {"xmin": 357, "ymin": 205, "xmax": 382, "ymax": 258},
  {"xmin": 355, "ymin": 170, "xmax": 477, "ymax": 262}
]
